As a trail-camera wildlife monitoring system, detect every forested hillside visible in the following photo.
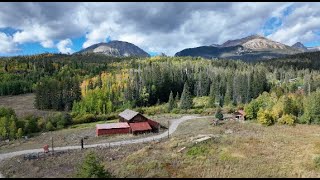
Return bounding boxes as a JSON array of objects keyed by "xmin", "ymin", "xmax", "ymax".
[{"xmin": 1, "ymin": 52, "xmax": 320, "ymax": 140}]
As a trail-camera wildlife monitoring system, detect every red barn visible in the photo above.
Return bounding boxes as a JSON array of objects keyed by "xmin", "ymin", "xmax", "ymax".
[
  {"xmin": 119, "ymin": 109, "xmax": 160, "ymax": 133},
  {"xmin": 96, "ymin": 122, "xmax": 130, "ymax": 136},
  {"xmin": 96, "ymin": 109, "xmax": 161, "ymax": 136}
]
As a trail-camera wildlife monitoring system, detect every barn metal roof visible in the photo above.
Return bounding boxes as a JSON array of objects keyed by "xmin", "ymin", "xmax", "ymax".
[
  {"xmin": 118, "ymin": 109, "xmax": 140, "ymax": 120},
  {"xmin": 129, "ymin": 122, "xmax": 152, "ymax": 132},
  {"xmin": 96, "ymin": 122, "xmax": 130, "ymax": 130}
]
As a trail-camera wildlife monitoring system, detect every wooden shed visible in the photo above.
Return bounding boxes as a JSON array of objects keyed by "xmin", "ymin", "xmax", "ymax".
[
  {"xmin": 96, "ymin": 122, "xmax": 130, "ymax": 136},
  {"xmin": 233, "ymin": 110, "xmax": 246, "ymax": 121}
]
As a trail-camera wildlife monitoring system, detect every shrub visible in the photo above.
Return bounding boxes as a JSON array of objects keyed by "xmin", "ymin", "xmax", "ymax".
[
  {"xmin": 24, "ymin": 115, "xmax": 40, "ymax": 134},
  {"xmin": 76, "ymin": 151, "xmax": 112, "ymax": 178},
  {"xmin": 201, "ymin": 108, "xmax": 215, "ymax": 116},
  {"xmin": 224, "ymin": 104, "xmax": 235, "ymax": 114},
  {"xmin": 187, "ymin": 144, "xmax": 209, "ymax": 157},
  {"xmin": 171, "ymin": 108, "xmax": 180, "ymax": 114},
  {"xmin": 314, "ymin": 156, "xmax": 320, "ymax": 168},
  {"xmin": 46, "ymin": 121, "xmax": 55, "ymax": 131},
  {"xmin": 96, "ymin": 113, "xmax": 117, "ymax": 121},
  {"xmin": 298, "ymin": 113, "xmax": 311, "ymax": 124},
  {"xmin": 143, "ymin": 105, "xmax": 166, "ymax": 115},
  {"xmin": 257, "ymin": 109, "xmax": 274, "ymax": 126},
  {"xmin": 16, "ymin": 128, "xmax": 23, "ymax": 139},
  {"xmin": 0, "ymin": 107, "xmax": 16, "ymax": 119},
  {"xmin": 73, "ymin": 114, "xmax": 96, "ymax": 124},
  {"xmin": 37, "ymin": 118, "xmax": 46, "ymax": 130},
  {"xmin": 277, "ymin": 114, "xmax": 296, "ymax": 125}
]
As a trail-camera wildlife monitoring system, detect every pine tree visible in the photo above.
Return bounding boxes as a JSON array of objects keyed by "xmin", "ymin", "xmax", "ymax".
[
  {"xmin": 215, "ymin": 106, "xmax": 224, "ymax": 120},
  {"xmin": 76, "ymin": 151, "xmax": 111, "ymax": 178},
  {"xmin": 167, "ymin": 91, "xmax": 175, "ymax": 112},
  {"xmin": 180, "ymin": 82, "xmax": 193, "ymax": 109},
  {"xmin": 208, "ymin": 84, "xmax": 216, "ymax": 108},
  {"xmin": 175, "ymin": 92, "xmax": 180, "ymax": 103}
]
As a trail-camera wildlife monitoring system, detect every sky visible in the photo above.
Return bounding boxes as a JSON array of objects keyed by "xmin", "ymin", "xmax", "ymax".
[{"xmin": 0, "ymin": 2, "xmax": 320, "ymax": 57}]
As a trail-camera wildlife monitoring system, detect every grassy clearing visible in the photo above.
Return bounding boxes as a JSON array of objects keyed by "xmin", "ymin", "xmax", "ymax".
[
  {"xmin": 0, "ymin": 93, "xmax": 58, "ymax": 118},
  {"xmin": 2, "ymin": 117, "xmax": 320, "ymax": 177}
]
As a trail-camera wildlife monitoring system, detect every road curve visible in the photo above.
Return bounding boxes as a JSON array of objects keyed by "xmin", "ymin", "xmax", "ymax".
[{"xmin": 0, "ymin": 115, "xmax": 213, "ymax": 162}]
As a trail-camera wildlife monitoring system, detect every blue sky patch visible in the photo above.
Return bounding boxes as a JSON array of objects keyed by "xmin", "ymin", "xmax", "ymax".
[
  {"xmin": 263, "ymin": 17, "xmax": 282, "ymax": 36},
  {"xmin": 0, "ymin": 27, "xmax": 19, "ymax": 36}
]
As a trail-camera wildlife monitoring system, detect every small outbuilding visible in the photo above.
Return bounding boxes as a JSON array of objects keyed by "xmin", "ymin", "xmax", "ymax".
[
  {"xmin": 96, "ymin": 122, "xmax": 130, "ymax": 136},
  {"xmin": 233, "ymin": 110, "xmax": 246, "ymax": 121}
]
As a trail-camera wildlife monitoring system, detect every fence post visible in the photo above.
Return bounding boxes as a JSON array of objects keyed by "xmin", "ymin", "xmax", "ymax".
[{"xmin": 167, "ymin": 120, "xmax": 170, "ymax": 139}]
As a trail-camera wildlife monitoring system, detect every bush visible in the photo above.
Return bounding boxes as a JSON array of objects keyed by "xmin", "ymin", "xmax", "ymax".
[
  {"xmin": 185, "ymin": 108, "xmax": 203, "ymax": 114},
  {"xmin": 193, "ymin": 96, "xmax": 210, "ymax": 108},
  {"xmin": 76, "ymin": 151, "xmax": 112, "ymax": 178},
  {"xmin": 37, "ymin": 118, "xmax": 46, "ymax": 130},
  {"xmin": 201, "ymin": 108, "xmax": 215, "ymax": 116},
  {"xmin": 187, "ymin": 144, "xmax": 209, "ymax": 157},
  {"xmin": 143, "ymin": 105, "xmax": 166, "ymax": 115},
  {"xmin": 46, "ymin": 121, "xmax": 55, "ymax": 131},
  {"xmin": 0, "ymin": 106, "xmax": 16, "ymax": 119},
  {"xmin": 224, "ymin": 105, "xmax": 236, "ymax": 114},
  {"xmin": 96, "ymin": 113, "xmax": 117, "ymax": 121},
  {"xmin": 24, "ymin": 115, "xmax": 40, "ymax": 134},
  {"xmin": 314, "ymin": 156, "xmax": 320, "ymax": 168},
  {"xmin": 298, "ymin": 113, "xmax": 311, "ymax": 124},
  {"xmin": 257, "ymin": 109, "xmax": 274, "ymax": 126},
  {"xmin": 134, "ymin": 107, "xmax": 145, "ymax": 114},
  {"xmin": 73, "ymin": 114, "xmax": 96, "ymax": 124},
  {"xmin": 171, "ymin": 108, "xmax": 180, "ymax": 114},
  {"xmin": 277, "ymin": 114, "xmax": 296, "ymax": 125}
]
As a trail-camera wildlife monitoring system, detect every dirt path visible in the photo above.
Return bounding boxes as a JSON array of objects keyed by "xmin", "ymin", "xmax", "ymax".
[{"xmin": 0, "ymin": 115, "xmax": 214, "ymax": 172}]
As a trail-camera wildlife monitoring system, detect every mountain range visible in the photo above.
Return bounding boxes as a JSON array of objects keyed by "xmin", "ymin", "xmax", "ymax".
[
  {"xmin": 74, "ymin": 35, "xmax": 320, "ymax": 61},
  {"xmin": 174, "ymin": 34, "xmax": 318, "ymax": 61}
]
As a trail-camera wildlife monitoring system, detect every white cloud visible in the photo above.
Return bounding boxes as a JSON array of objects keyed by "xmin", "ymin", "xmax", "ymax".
[
  {"xmin": 41, "ymin": 40, "xmax": 54, "ymax": 48},
  {"xmin": 57, "ymin": 38, "xmax": 73, "ymax": 54},
  {"xmin": 0, "ymin": 32, "xmax": 18, "ymax": 53},
  {"xmin": 0, "ymin": 2, "xmax": 320, "ymax": 55},
  {"xmin": 267, "ymin": 3, "xmax": 320, "ymax": 45}
]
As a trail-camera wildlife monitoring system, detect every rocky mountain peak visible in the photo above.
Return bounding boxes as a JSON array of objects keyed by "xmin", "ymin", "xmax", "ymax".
[{"xmin": 76, "ymin": 40, "xmax": 150, "ymax": 57}]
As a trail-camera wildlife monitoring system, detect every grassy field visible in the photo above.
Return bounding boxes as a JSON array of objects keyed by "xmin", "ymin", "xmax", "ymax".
[
  {"xmin": 2, "ymin": 117, "xmax": 320, "ymax": 178},
  {"xmin": 0, "ymin": 93, "xmax": 58, "ymax": 118}
]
